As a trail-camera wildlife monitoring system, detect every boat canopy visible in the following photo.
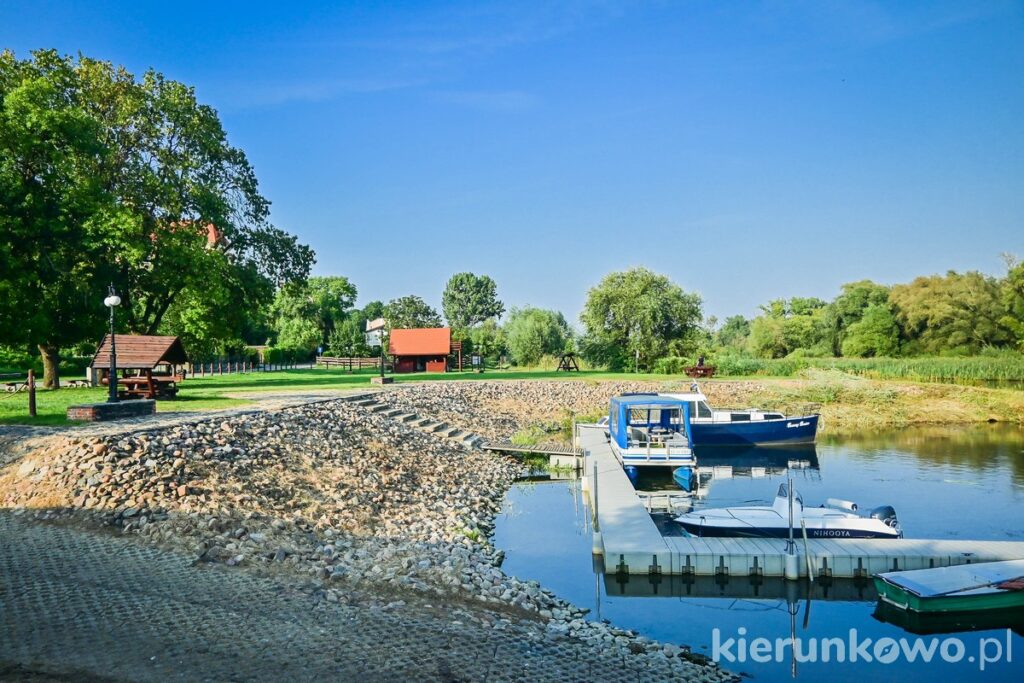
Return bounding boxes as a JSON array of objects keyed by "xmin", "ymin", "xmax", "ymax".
[{"xmin": 608, "ymin": 394, "xmax": 693, "ymax": 450}]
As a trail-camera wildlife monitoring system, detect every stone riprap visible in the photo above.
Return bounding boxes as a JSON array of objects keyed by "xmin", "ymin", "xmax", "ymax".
[
  {"xmin": 1, "ymin": 392, "xmax": 737, "ymax": 681},
  {"xmin": 379, "ymin": 379, "xmax": 706, "ymax": 441}
]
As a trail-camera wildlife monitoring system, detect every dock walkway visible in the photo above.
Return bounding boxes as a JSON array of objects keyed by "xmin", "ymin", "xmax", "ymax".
[{"xmin": 578, "ymin": 425, "xmax": 1024, "ymax": 578}]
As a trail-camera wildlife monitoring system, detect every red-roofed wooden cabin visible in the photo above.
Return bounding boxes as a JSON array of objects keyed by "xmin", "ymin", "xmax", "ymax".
[{"xmin": 388, "ymin": 328, "xmax": 451, "ymax": 373}]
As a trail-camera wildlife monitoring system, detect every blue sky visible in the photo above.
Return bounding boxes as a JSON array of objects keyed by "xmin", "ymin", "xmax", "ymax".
[{"xmin": 3, "ymin": 1, "xmax": 1022, "ymax": 323}]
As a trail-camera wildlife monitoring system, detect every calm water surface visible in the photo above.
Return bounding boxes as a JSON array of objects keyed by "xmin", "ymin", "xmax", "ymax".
[{"xmin": 493, "ymin": 425, "xmax": 1024, "ymax": 683}]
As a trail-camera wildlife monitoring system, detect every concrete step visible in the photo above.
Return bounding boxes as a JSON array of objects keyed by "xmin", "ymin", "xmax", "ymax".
[
  {"xmin": 368, "ymin": 403, "xmax": 390, "ymax": 413},
  {"xmin": 394, "ymin": 413, "xmax": 419, "ymax": 423},
  {"xmin": 462, "ymin": 435, "xmax": 485, "ymax": 449},
  {"xmin": 352, "ymin": 398, "xmax": 378, "ymax": 407},
  {"xmin": 408, "ymin": 417, "xmax": 432, "ymax": 428},
  {"xmin": 380, "ymin": 408, "xmax": 404, "ymax": 418},
  {"xmin": 440, "ymin": 427, "xmax": 462, "ymax": 439}
]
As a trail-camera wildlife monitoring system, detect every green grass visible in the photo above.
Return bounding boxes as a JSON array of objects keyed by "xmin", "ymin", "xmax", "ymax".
[
  {"xmin": 0, "ymin": 367, "xmax": 681, "ymax": 426},
  {"xmin": 4, "ymin": 355, "xmax": 1020, "ymax": 426},
  {"xmin": 712, "ymin": 354, "xmax": 1024, "ymax": 383}
]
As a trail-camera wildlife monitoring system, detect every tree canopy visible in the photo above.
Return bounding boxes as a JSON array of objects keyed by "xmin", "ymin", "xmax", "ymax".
[
  {"xmin": 504, "ymin": 307, "xmax": 570, "ymax": 366},
  {"xmin": 442, "ymin": 272, "xmax": 504, "ymax": 330},
  {"xmin": 0, "ymin": 49, "xmax": 313, "ymax": 384},
  {"xmin": 580, "ymin": 267, "xmax": 702, "ymax": 371},
  {"xmin": 385, "ymin": 295, "xmax": 443, "ymax": 329}
]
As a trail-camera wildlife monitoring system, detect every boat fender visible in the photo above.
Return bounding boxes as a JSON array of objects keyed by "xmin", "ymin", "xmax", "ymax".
[
  {"xmin": 869, "ymin": 505, "xmax": 898, "ymax": 526},
  {"xmin": 826, "ymin": 498, "xmax": 858, "ymax": 512}
]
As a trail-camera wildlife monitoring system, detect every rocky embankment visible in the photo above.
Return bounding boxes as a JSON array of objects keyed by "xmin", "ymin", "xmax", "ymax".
[{"xmin": 0, "ymin": 395, "xmax": 736, "ymax": 682}]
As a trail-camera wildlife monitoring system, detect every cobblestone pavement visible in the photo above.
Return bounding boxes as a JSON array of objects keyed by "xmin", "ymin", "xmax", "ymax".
[{"xmin": 0, "ymin": 513, "xmax": 667, "ymax": 683}]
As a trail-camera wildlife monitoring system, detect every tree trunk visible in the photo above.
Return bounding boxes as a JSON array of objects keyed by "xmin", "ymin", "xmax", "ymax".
[{"xmin": 38, "ymin": 344, "xmax": 61, "ymax": 389}]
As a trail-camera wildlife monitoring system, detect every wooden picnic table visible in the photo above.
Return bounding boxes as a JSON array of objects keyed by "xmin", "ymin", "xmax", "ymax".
[{"xmin": 102, "ymin": 373, "xmax": 182, "ymax": 400}]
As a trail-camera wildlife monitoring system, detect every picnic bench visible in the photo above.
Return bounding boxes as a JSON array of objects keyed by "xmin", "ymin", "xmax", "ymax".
[
  {"xmin": 101, "ymin": 372, "xmax": 182, "ymax": 400},
  {"xmin": 685, "ymin": 365, "xmax": 716, "ymax": 378}
]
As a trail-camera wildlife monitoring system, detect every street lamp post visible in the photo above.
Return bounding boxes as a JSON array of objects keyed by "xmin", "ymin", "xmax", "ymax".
[{"xmin": 104, "ymin": 284, "xmax": 122, "ymax": 403}]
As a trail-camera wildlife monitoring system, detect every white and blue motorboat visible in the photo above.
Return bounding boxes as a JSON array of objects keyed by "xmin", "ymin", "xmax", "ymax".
[
  {"xmin": 674, "ymin": 483, "xmax": 902, "ymax": 539},
  {"xmin": 608, "ymin": 394, "xmax": 695, "ymax": 469},
  {"xmin": 664, "ymin": 384, "xmax": 819, "ymax": 447}
]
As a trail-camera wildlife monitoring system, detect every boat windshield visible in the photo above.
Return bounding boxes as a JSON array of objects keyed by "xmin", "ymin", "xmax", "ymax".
[{"xmin": 777, "ymin": 483, "xmax": 804, "ymax": 506}]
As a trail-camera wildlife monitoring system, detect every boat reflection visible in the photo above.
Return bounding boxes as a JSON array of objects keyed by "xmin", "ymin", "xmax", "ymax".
[
  {"xmin": 603, "ymin": 572, "xmax": 876, "ymax": 602},
  {"xmin": 872, "ymin": 599, "xmax": 1024, "ymax": 637}
]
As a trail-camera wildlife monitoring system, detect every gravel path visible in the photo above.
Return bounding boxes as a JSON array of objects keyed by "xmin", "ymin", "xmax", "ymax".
[{"xmin": 0, "ymin": 511, "xmax": 711, "ymax": 682}]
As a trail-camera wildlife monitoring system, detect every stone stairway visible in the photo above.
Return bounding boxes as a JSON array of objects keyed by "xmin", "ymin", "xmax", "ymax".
[{"xmin": 350, "ymin": 395, "xmax": 486, "ymax": 449}]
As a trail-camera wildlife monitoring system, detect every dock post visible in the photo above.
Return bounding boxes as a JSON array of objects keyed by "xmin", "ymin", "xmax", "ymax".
[
  {"xmin": 592, "ymin": 462, "xmax": 600, "ymax": 531},
  {"xmin": 785, "ymin": 478, "xmax": 799, "ymax": 580}
]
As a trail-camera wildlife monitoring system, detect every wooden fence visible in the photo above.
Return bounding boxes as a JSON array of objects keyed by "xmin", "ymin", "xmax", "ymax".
[{"xmin": 315, "ymin": 356, "xmax": 384, "ymax": 371}]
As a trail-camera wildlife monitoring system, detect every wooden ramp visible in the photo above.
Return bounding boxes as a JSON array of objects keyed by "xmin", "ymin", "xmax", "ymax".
[
  {"xmin": 483, "ymin": 441, "xmax": 583, "ymax": 457},
  {"xmin": 577, "ymin": 425, "xmax": 1024, "ymax": 579}
]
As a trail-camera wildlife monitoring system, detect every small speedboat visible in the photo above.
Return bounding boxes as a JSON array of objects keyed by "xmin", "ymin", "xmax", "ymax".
[{"xmin": 674, "ymin": 483, "xmax": 902, "ymax": 539}]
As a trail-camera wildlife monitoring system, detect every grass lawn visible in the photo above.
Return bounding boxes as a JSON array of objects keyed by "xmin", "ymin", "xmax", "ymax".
[{"xmin": 0, "ymin": 367, "xmax": 680, "ymax": 426}]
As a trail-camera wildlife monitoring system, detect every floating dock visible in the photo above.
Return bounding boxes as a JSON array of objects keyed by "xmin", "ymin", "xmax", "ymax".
[{"xmin": 577, "ymin": 424, "xmax": 1024, "ymax": 579}]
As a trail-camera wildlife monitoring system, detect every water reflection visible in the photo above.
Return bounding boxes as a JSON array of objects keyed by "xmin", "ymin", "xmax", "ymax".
[
  {"xmin": 494, "ymin": 424, "xmax": 1024, "ymax": 682},
  {"xmin": 822, "ymin": 423, "xmax": 1024, "ymax": 487}
]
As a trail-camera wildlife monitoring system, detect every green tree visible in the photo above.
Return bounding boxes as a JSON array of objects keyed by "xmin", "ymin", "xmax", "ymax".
[
  {"xmin": 824, "ymin": 280, "xmax": 891, "ymax": 355},
  {"xmin": 271, "ymin": 276, "xmax": 356, "ymax": 351},
  {"xmin": 580, "ymin": 267, "xmax": 702, "ymax": 371},
  {"xmin": 840, "ymin": 304, "xmax": 900, "ymax": 357},
  {"xmin": 328, "ymin": 314, "xmax": 372, "ymax": 358},
  {"xmin": 1000, "ymin": 258, "xmax": 1024, "ymax": 350},
  {"xmin": 385, "ymin": 295, "xmax": 442, "ymax": 329},
  {"xmin": 716, "ymin": 315, "xmax": 751, "ymax": 349},
  {"xmin": 308, "ymin": 277, "xmax": 358, "ymax": 339},
  {"xmin": 890, "ymin": 271, "xmax": 1010, "ymax": 354},
  {"xmin": 747, "ymin": 316, "xmax": 788, "ymax": 358},
  {"xmin": 747, "ymin": 297, "xmax": 829, "ymax": 358},
  {"xmin": 469, "ymin": 318, "xmax": 507, "ymax": 362},
  {"xmin": 0, "ymin": 50, "xmax": 313, "ymax": 385},
  {"xmin": 442, "ymin": 272, "xmax": 505, "ymax": 329},
  {"xmin": 504, "ymin": 307, "xmax": 570, "ymax": 366}
]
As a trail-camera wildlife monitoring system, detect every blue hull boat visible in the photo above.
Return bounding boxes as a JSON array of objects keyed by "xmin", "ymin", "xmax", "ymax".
[
  {"xmin": 664, "ymin": 385, "xmax": 819, "ymax": 446},
  {"xmin": 689, "ymin": 415, "xmax": 819, "ymax": 446}
]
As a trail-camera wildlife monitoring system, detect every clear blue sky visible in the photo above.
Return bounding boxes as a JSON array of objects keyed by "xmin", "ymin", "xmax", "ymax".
[{"xmin": 3, "ymin": 1, "xmax": 1022, "ymax": 323}]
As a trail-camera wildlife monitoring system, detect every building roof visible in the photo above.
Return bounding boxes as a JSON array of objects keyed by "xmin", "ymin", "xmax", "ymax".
[
  {"xmin": 388, "ymin": 328, "xmax": 451, "ymax": 356},
  {"xmin": 90, "ymin": 335, "xmax": 190, "ymax": 370}
]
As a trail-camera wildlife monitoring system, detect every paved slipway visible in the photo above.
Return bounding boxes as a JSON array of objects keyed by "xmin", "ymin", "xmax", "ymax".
[
  {"xmin": 0, "ymin": 511, "xmax": 674, "ymax": 683},
  {"xmin": 0, "ymin": 387, "xmax": 736, "ymax": 683}
]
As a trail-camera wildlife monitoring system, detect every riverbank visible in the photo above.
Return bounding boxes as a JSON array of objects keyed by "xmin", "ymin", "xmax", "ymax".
[
  {"xmin": 380, "ymin": 374, "xmax": 1024, "ymax": 440},
  {"xmin": 0, "ymin": 395, "xmax": 735, "ymax": 682}
]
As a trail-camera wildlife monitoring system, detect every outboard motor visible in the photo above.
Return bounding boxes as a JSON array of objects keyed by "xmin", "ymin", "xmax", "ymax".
[{"xmin": 869, "ymin": 505, "xmax": 899, "ymax": 530}]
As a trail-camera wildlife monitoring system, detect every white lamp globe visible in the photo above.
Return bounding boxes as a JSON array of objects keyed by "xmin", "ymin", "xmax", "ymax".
[{"xmin": 104, "ymin": 294, "xmax": 121, "ymax": 307}]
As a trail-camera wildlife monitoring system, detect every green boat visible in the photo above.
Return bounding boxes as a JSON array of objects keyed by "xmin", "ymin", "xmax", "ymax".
[{"xmin": 874, "ymin": 559, "xmax": 1024, "ymax": 613}]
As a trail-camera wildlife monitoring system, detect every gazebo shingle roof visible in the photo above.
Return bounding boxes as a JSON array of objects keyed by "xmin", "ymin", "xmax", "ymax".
[{"xmin": 90, "ymin": 335, "xmax": 189, "ymax": 370}]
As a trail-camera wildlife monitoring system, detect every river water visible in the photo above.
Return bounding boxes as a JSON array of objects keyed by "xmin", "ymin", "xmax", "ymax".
[{"xmin": 493, "ymin": 425, "xmax": 1024, "ymax": 682}]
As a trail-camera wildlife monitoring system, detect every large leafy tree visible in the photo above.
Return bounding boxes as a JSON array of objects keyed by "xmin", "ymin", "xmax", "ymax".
[
  {"xmin": 841, "ymin": 304, "xmax": 900, "ymax": 357},
  {"xmin": 442, "ymin": 272, "xmax": 504, "ymax": 329},
  {"xmin": 385, "ymin": 295, "xmax": 442, "ymax": 329},
  {"xmin": 504, "ymin": 307, "xmax": 570, "ymax": 366},
  {"xmin": 1001, "ymin": 259, "xmax": 1024, "ymax": 350},
  {"xmin": 272, "ymin": 276, "xmax": 357, "ymax": 351},
  {"xmin": 890, "ymin": 271, "xmax": 1010, "ymax": 354},
  {"xmin": 823, "ymin": 280, "xmax": 891, "ymax": 355},
  {"xmin": 747, "ymin": 297, "xmax": 829, "ymax": 358},
  {"xmin": 580, "ymin": 267, "xmax": 702, "ymax": 372},
  {"xmin": 0, "ymin": 50, "xmax": 313, "ymax": 386}
]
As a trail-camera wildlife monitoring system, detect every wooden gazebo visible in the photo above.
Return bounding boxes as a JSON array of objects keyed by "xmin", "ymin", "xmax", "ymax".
[{"xmin": 90, "ymin": 335, "xmax": 189, "ymax": 399}]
